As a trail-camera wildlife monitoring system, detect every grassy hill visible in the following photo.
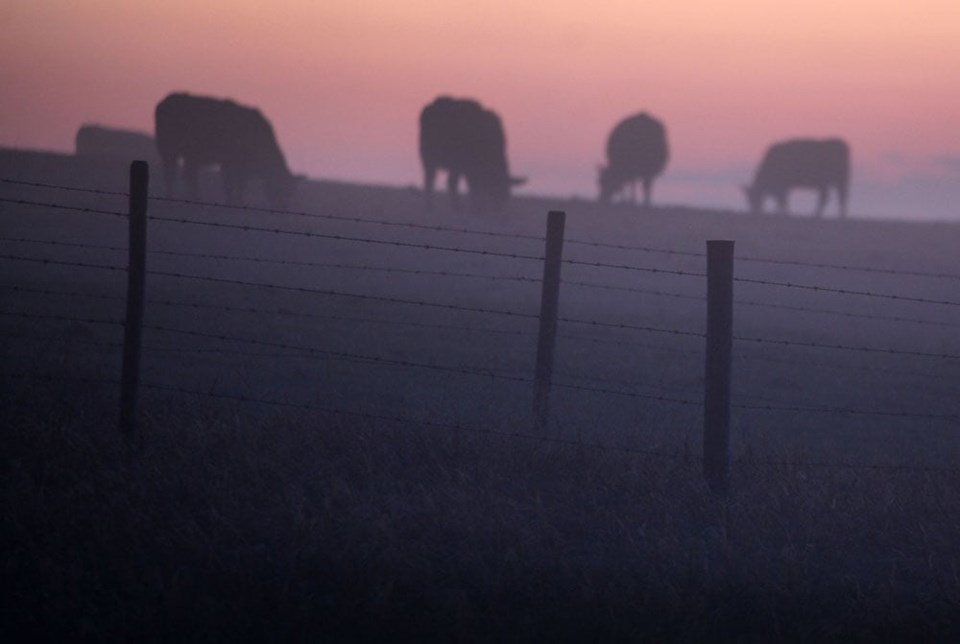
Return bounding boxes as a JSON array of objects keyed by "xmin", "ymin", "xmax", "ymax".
[{"xmin": 3, "ymin": 148, "xmax": 960, "ymax": 640}]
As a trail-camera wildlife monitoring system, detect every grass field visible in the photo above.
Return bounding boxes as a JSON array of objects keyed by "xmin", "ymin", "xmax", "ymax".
[
  {"xmin": 3, "ymin": 151, "xmax": 960, "ymax": 640},
  {"xmin": 4, "ymin": 384, "xmax": 960, "ymax": 642}
]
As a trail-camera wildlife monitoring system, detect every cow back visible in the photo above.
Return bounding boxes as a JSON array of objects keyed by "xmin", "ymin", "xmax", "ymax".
[
  {"xmin": 419, "ymin": 96, "xmax": 512, "ymax": 211},
  {"xmin": 606, "ymin": 113, "xmax": 669, "ymax": 177},
  {"xmin": 755, "ymin": 139, "xmax": 849, "ymax": 192},
  {"xmin": 155, "ymin": 93, "xmax": 290, "ymax": 178}
]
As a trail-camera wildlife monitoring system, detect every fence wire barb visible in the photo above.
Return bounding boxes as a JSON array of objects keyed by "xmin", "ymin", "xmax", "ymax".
[
  {"xmin": 0, "ymin": 235, "xmax": 540, "ymax": 283},
  {"xmin": 6, "ymin": 175, "xmax": 960, "ymax": 281},
  {"xmin": 6, "ymin": 239, "xmax": 953, "ymax": 329},
  {"xmin": 144, "ymin": 323, "xmax": 534, "ymax": 382},
  {"xmin": 150, "ymin": 213, "xmax": 546, "ymax": 261},
  {"xmin": 0, "ymin": 310, "xmax": 123, "ymax": 327},
  {"xmin": 0, "ymin": 196, "xmax": 126, "ymax": 218},
  {"xmin": 735, "ymin": 333, "xmax": 960, "ymax": 361},
  {"xmin": 736, "ymin": 253, "xmax": 960, "ymax": 281},
  {"xmin": 142, "ymin": 323, "xmax": 708, "ymax": 405},
  {"xmin": 0, "ymin": 253, "xmax": 126, "ymax": 272},
  {"xmin": 148, "ymin": 268, "xmax": 540, "ymax": 320},
  {"xmin": 735, "ymin": 275, "xmax": 960, "ymax": 307},
  {"xmin": 4, "ymin": 284, "xmax": 539, "ymax": 340},
  {"xmin": 559, "ymin": 316, "xmax": 704, "ymax": 338},
  {"xmin": 732, "ymin": 400, "xmax": 959, "ymax": 424},
  {"xmin": 563, "ymin": 257, "xmax": 706, "ymax": 277},
  {"xmin": 0, "ymin": 176, "xmax": 128, "ymax": 197}
]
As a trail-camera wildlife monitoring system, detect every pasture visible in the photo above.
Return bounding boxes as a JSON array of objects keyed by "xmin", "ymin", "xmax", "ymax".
[{"xmin": 3, "ymin": 150, "xmax": 960, "ymax": 640}]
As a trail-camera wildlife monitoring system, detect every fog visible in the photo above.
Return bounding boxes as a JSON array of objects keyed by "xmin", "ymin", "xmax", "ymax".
[
  {"xmin": 3, "ymin": 1, "xmax": 960, "ymax": 638},
  {"xmin": 4, "ymin": 148, "xmax": 958, "ymax": 456}
]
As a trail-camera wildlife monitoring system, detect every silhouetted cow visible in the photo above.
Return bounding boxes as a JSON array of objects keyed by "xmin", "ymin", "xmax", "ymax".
[
  {"xmin": 75, "ymin": 125, "xmax": 160, "ymax": 166},
  {"xmin": 743, "ymin": 139, "xmax": 850, "ymax": 217},
  {"xmin": 155, "ymin": 92, "xmax": 296, "ymax": 208},
  {"xmin": 419, "ymin": 96, "xmax": 525, "ymax": 214},
  {"xmin": 598, "ymin": 113, "xmax": 669, "ymax": 207}
]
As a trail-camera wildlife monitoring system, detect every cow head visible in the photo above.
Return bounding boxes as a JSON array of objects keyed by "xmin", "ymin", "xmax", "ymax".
[
  {"xmin": 468, "ymin": 173, "xmax": 525, "ymax": 214},
  {"xmin": 265, "ymin": 171, "xmax": 300, "ymax": 210}
]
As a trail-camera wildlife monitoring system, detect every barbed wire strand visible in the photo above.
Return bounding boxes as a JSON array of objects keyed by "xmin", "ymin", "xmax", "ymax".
[
  {"xmin": 0, "ymin": 177, "xmax": 128, "ymax": 198},
  {"xmin": 2, "ymin": 303, "xmax": 950, "ymax": 387},
  {"xmin": 0, "ymin": 237, "xmax": 542, "ymax": 283},
  {"xmin": 563, "ymin": 278, "xmax": 960, "ymax": 329},
  {"xmin": 149, "ymin": 214, "xmax": 547, "ymax": 261},
  {"xmin": 6, "ymin": 288, "xmax": 953, "ymax": 361},
  {"xmin": 139, "ymin": 322, "xmax": 713, "ymax": 405},
  {"xmin": 4, "ymin": 370, "xmax": 959, "ymax": 472},
  {"xmin": 6, "ymin": 309, "xmax": 952, "ymax": 423},
  {"xmin": 0, "ymin": 254, "xmax": 126, "ymax": 272},
  {"xmin": 4, "ymin": 284, "xmax": 540, "ymax": 341},
  {"xmin": 734, "ymin": 275, "xmax": 960, "ymax": 307},
  {"xmin": 5, "ymin": 238, "xmax": 958, "ymax": 329},
  {"xmin": 734, "ymin": 333, "xmax": 960, "ymax": 361},
  {"xmin": 0, "ymin": 196, "xmax": 126, "ymax": 218},
  {"xmin": 6, "ymin": 176, "xmax": 960, "ymax": 280}
]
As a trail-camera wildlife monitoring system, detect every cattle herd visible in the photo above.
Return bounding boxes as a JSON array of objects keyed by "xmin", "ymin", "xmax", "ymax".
[{"xmin": 73, "ymin": 91, "xmax": 852, "ymax": 217}]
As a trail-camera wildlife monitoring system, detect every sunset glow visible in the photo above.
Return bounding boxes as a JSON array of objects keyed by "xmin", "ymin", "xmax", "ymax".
[{"xmin": 2, "ymin": 0, "xmax": 958, "ymax": 217}]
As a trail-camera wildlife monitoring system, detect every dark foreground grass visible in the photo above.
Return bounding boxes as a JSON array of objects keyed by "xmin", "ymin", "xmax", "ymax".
[{"xmin": 3, "ymin": 383, "xmax": 960, "ymax": 642}]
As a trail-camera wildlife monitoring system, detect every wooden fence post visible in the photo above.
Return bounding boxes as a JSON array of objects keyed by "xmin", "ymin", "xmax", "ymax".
[
  {"xmin": 119, "ymin": 161, "xmax": 149, "ymax": 437},
  {"xmin": 703, "ymin": 240, "xmax": 734, "ymax": 494},
  {"xmin": 533, "ymin": 210, "xmax": 566, "ymax": 433}
]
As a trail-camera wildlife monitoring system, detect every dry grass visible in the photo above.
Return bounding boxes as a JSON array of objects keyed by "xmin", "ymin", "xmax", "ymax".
[{"xmin": 3, "ymin": 383, "xmax": 960, "ymax": 642}]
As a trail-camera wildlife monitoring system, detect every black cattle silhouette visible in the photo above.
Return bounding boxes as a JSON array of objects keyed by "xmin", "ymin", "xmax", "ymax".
[
  {"xmin": 75, "ymin": 125, "xmax": 160, "ymax": 166},
  {"xmin": 598, "ymin": 112, "xmax": 669, "ymax": 207},
  {"xmin": 744, "ymin": 139, "xmax": 850, "ymax": 217},
  {"xmin": 419, "ymin": 96, "xmax": 525, "ymax": 214},
  {"xmin": 155, "ymin": 92, "xmax": 296, "ymax": 208}
]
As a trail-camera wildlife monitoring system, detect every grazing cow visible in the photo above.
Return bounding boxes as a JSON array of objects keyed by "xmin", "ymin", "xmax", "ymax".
[
  {"xmin": 75, "ymin": 125, "xmax": 160, "ymax": 166},
  {"xmin": 598, "ymin": 113, "xmax": 669, "ymax": 207},
  {"xmin": 743, "ymin": 139, "xmax": 850, "ymax": 217},
  {"xmin": 154, "ymin": 92, "xmax": 296, "ymax": 208},
  {"xmin": 419, "ymin": 96, "xmax": 525, "ymax": 214}
]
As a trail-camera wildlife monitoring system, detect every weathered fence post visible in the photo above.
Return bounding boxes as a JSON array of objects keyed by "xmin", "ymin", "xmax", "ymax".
[
  {"xmin": 119, "ymin": 160, "xmax": 149, "ymax": 437},
  {"xmin": 533, "ymin": 210, "xmax": 566, "ymax": 433},
  {"xmin": 703, "ymin": 240, "xmax": 734, "ymax": 494}
]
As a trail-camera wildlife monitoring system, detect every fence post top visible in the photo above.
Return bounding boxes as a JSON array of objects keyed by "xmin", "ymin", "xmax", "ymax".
[
  {"xmin": 547, "ymin": 210, "xmax": 567, "ymax": 222},
  {"xmin": 706, "ymin": 240, "xmax": 735, "ymax": 257}
]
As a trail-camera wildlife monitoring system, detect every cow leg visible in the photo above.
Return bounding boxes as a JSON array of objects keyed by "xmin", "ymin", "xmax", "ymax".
[
  {"xmin": 222, "ymin": 166, "xmax": 244, "ymax": 205},
  {"xmin": 160, "ymin": 156, "xmax": 177, "ymax": 198},
  {"xmin": 447, "ymin": 172, "xmax": 462, "ymax": 211},
  {"xmin": 814, "ymin": 188, "xmax": 828, "ymax": 217},
  {"xmin": 776, "ymin": 191, "xmax": 789, "ymax": 216},
  {"xmin": 836, "ymin": 183, "xmax": 849, "ymax": 218},
  {"xmin": 423, "ymin": 164, "xmax": 437, "ymax": 211},
  {"xmin": 183, "ymin": 161, "xmax": 201, "ymax": 201}
]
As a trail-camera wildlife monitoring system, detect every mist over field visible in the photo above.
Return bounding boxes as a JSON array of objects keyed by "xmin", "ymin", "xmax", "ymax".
[
  {"xmin": 3, "ymin": 148, "xmax": 960, "ymax": 639},
  {"xmin": 3, "ymin": 1, "xmax": 960, "ymax": 639},
  {"xmin": 3, "ymin": 1, "xmax": 959, "ymax": 220}
]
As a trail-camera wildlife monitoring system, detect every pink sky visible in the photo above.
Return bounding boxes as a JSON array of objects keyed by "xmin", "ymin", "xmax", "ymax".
[{"xmin": 1, "ymin": 1, "xmax": 958, "ymax": 218}]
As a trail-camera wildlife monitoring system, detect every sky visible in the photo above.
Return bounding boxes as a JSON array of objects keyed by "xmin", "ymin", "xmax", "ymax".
[{"xmin": 1, "ymin": 0, "xmax": 958, "ymax": 219}]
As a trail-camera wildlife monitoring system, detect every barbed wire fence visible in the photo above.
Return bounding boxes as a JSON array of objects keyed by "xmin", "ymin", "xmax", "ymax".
[{"xmin": 2, "ymin": 168, "xmax": 959, "ymax": 491}]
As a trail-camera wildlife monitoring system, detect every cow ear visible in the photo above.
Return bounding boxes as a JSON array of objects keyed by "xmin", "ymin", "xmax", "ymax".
[{"xmin": 510, "ymin": 176, "xmax": 527, "ymax": 186}]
